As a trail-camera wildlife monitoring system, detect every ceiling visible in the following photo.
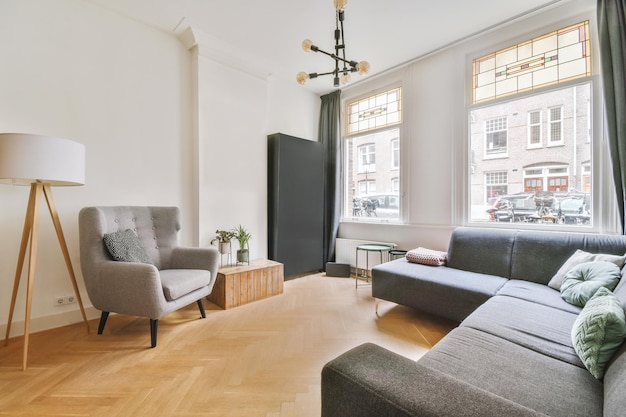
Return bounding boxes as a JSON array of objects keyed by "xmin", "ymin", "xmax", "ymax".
[{"xmin": 86, "ymin": 0, "xmax": 572, "ymax": 95}]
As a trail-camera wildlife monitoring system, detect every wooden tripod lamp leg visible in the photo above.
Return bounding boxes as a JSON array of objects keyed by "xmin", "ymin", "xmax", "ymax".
[
  {"xmin": 4, "ymin": 182, "xmax": 43, "ymax": 370},
  {"xmin": 42, "ymin": 184, "xmax": 90, "ymax": 334},
  {"xmin": 22, "ymin": 183, "xmax": 43, "ymax": 370},
  {"xmin": 4, "ymin": 183, "xmax": 39, "ymax": 348},
  {"xmin": 4, "ymin": 182, "xmax": 90, "ymax": 370}
]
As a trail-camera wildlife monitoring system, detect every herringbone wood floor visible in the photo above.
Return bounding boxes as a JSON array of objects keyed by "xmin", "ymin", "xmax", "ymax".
[{"xmin": 0, "ymin": 273, "xmax": 455, "ymax": 417}]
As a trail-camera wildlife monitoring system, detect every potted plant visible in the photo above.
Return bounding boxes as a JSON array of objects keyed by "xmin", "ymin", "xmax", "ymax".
[
  {"xmin": 233, "ymin": 224, "xmax": 252, "ymax": 264},
  {"xmin": 212, "ymin": 229, "xmax": 236, "ymax": 255}
]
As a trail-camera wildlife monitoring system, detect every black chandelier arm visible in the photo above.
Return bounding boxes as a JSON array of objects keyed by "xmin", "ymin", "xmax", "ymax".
[
  {"xmin": 310, "ymin": 46, "xmax": 359, "ymax": 68},
  {"xmin": 297, "ymin": 1, "xmax": 369, "ymax": 86},
  {"xmin": 338, "ymin": 10, "xmax": 348, "ymax": 71},
  {"xmin": 308, "ymin": 66, "xmax": 356, "ymax": 79}
]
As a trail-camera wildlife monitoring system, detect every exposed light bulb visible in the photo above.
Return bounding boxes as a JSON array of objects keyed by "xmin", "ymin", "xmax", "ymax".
[
  {"xmin": 341, "ymin": 72, "xmax": 351, "ymax": 84},
  {"xmin": 356, "ymin": 61, "xmax": 370, "ymax": 75},
  {"xmin": 302, "ymin": 39, "xmax": 313, "ymax": 52},
  {"xmin": 334, "ymin": 0, "xmax": 348, "ymax": 10},
  {"xmin": 296, "ymin": 72, "xmax": 309, "ymax": 85}
]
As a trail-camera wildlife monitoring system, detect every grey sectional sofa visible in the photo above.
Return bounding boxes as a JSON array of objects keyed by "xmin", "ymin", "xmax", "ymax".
[{"xmin": 321, "ymin": 227, "xmax": 626, "ymax": 417}]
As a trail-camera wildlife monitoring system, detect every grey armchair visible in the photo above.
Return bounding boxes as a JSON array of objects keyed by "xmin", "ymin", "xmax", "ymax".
[{"xmin": 78, "ymin": 206, "xmax": 220, "ymax": 347}]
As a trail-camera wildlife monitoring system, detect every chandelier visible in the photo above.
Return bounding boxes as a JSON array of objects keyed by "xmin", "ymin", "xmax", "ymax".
[{"xmin": 297, "ymin": 0, "xmax": 370, "ymax": 88}]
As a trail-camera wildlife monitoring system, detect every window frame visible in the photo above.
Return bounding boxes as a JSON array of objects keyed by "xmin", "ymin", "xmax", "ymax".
[
  {"xmin": 341, "ymin": 84, "xmax": 404, "ymax": 224},
  {"xmin": 484, "ymin": 116, "xmax": 508, "ymax": 158},
  {"xmin": 485, "ymin": 171, "xmax": 508, "ymax": 202},
  {"xmin": 463, "ymin": 15, "xmax": 617, "ymax": 233},
  {"xmin": 391, "ymin": 138, "xmax": 400, "ymax": 170},
  {"xmin": 357, "ymin": 143, "xmax": 376, "ymax": 173},
  {"xmin": 548, "ymin": 106, "xmax": 564, "ymax": 146},
  {"xmin": 527, "ymin": 110, "xmax": 542, "ymax": 148}
]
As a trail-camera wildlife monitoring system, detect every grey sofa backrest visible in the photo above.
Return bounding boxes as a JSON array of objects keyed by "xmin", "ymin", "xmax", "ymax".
[
  {"xmin": 79, "ymin": 206, "xmax": 181, "ymax": 271},
  {"xmin": 446, "ymin": 227, "xmax": 516, "ymax": 278},
  {"xmin": 447, "ymin": 227, "xmax": 626, "ymax": 285},
  {"xmin": 510, "ymin": 230, "xmax": 626, "ymax": 285}
]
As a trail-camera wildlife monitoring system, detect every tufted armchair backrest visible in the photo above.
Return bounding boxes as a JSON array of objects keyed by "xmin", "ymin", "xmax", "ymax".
[{"xmin": 79, "ymin": 206, "xmax": 181, "ymax": 271}]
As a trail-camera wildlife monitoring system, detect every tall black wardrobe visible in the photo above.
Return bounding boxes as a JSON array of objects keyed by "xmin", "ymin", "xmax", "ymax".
[{"xmin": 267, "ymin": 133, "xmax": 324, "ymax": 278}]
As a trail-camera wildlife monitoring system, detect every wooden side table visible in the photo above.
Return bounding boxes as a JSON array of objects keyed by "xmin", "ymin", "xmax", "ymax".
[{"xmin": 207, "ymin": 259, "xmax": 284, "ymax": 309}]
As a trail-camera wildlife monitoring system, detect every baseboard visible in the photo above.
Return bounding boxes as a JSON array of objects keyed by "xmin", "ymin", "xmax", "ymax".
[{"xmin": 0, "ymin": 306, "xmax": 100, "ymax": 339}]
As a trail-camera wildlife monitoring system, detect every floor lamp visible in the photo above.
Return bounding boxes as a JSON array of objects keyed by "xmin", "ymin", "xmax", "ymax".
[{"xmin": 0, "ymin": 133, "xmax": 90, "ymax": 370}]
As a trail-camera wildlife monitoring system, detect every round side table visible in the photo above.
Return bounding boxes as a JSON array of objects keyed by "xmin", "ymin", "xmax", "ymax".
[
  {"xmin": 355, "ymin": 243, "xmax": 394, "ymax": 287},
  {"xmin": 389, "ymin": 249, "xmax": 408, "ymax": 260}
]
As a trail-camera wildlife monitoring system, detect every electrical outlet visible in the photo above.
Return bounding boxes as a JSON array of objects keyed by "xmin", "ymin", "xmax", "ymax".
[{"xmin": 54, "ymin": 295, "xmax": 77, "ymax": 306}]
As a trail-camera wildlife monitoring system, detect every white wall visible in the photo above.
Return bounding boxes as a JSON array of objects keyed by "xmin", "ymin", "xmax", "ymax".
[
  {"xmin": 338, "ymin": 0, "xmax": 596, "ymax": 251},
  {"xmin": 0, "ymin": 0, "xmax": 318, "ymax": 337}
]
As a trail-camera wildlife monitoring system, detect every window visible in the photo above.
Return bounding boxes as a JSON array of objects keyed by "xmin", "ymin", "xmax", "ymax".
[
  {"xmin": 472, "ymin": 21, "xmax": 591, "ymax": 104},
  {"xmin": 485, "ymin": 117, "xmax": 508, "ymax": 156},
  {"xmin": 469, "ymin": 21, "xmax": 592, "ymax": 228},
  {"xmin": 391, "ymin": 177, "xmax": 399, "ymax": 193},
  {"xmin": 391, "ymin": 138, "xmax": 399, "ymax": 169},
  {"xmin": 528, "ymin": 110, "xmax": 542, "ymax": 147},
  {"xmin": 358, "ymin": 180, "xmax": 376, "ymax": 195},
  {"xmin": 358, "ymin": 144, "xmax": 376, "ymax": 172},
  {"xmin": 548, "ymin": 106, "xmax": 563, "ymax": 145},
  {"xmin": 485, "ymin": 171, "xmax": 508, "ymax": 201},
  {"xmin": 344, "ymin": 87, "xmax": 402, "ymax": 222},
  {"xmin": 348, "ymin": 88, "xmax": 401, "ymax": 134}
]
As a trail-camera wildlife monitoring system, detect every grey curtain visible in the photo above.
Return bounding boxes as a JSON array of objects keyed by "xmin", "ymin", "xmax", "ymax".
[
  {"xmin": 319, "ymin": 90, "xmax": 341, "ymax": 266},
  {"xmin": 598, "ymin": 0, "xmax": 626, "ymax": 232}
]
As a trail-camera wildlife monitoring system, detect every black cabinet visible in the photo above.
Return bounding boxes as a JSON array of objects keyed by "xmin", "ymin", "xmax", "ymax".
[{"xmin": 268, "ymin": 133, "xmax": 324, "ymax": 278}]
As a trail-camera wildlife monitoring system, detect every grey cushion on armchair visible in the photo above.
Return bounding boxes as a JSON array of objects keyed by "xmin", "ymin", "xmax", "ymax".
[{"xmin": 78, "ymin": 206, "xmax": 220, "ymax": 346}]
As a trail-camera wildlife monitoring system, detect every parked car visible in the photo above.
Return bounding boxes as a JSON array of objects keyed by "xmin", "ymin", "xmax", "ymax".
[
  {"xmin": 487, "ymin": 193, "xmax": 542, "ymax": 222},
  {"xmin": 558, "ymin": 195, "xmax": 591, "ymax": 224}
]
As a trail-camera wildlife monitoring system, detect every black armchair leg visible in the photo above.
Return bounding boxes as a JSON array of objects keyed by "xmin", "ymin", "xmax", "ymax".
[
  {"xmin": 98, "ymin": 312, "xmax": 110, "ymax": 335},
  {"xmin": 197, "ymin": 299, "xmax": 206, "ymax": 318},
  {"xmin": 150, "ymin": 319, "xmax": 158, "ymax": 348}
]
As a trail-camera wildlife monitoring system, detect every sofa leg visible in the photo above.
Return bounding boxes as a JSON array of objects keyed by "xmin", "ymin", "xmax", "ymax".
[
  {"xmin": 97, "ymin": 312, "xmax": 109, "ymax": 335},
  {"xmin": 197, "ymin": 299, "xmax": 206, "ymax": 319},
  {"xmin": 150, "ymin": 319, "xmax": 158, "ymax": 348}
]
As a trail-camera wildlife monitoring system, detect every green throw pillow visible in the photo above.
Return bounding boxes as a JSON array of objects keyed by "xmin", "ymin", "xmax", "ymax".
[
  {"xmin": 571, "ymin": 287, "xmax": 626, "ymax": 379},
  {"xmin": 548, "ymin": 250, "xmax": 626, "ymax": 291},
  {"xmin": 103, "ymin": 229, "xmax": 153, "ymax": 265},
  {"xmin": 560, "ymin": 261, "xmax": 621, "ymax": 307}
]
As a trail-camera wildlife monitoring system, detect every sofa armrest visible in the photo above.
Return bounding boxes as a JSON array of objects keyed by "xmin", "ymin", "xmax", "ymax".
[{"xmin": 322, "ymin": 343, "xmax": 546, "ymax": 417}]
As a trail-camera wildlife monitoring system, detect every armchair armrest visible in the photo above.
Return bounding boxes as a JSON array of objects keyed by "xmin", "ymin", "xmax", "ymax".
[
  {"xmin": 322, "ymin": 343, "xmax": 545, "ymax": 417},
  {"xmin": 90, "ymin": 260, "xmax": 166, "ymax": 318},
  {"xmin": 171, "ymin": 246, "xmax": 219, "ymax": 272}
]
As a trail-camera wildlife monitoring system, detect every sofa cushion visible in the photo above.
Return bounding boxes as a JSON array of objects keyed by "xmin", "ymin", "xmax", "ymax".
[
  {"xmin": 159, "ymin": 269, "xmax": 210, "ymax": 301},
  {"xmin": 446, "ymin": 227, "xmax": 516, "ymax": 278},
  {"xmin": 548, "ymin": 250, "xmax": 626, "ymax": 290},
  {"xmin": 572, "ymin": 287, "xmax": 626, "ymax": 379},
  {"xmin": 461, "ymin": 295, "xmax": 582, "ymax": 366},
  {"xmin": 496, "ymin": 280, "xmax": 581, "ymax": 314},
  {"xmin": 420, "ymin": 327, "xmax": 603, "ymax": 417},
  {"xmin": 103, "ymin": 229, "xmax": 154, "ymax": 265},
  {"xmin": 560, "ymin": 261, "xmax": 621, "ymax": 307},
  {"xmin": 372, "ymin": 259, "xmax": 507, "ymax": 322},
  {"xmin": 510, "ymin": 231, "xmax": 626, "ymax": 286}
]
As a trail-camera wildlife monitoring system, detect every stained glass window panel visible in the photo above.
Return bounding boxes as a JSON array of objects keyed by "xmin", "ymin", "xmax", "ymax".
[
  {"xmin": 472, "ymin": 21, "xmax": 590, "ymax": 104},
  {"xmin": 348, "ymin": 87, "xmax": 402, "ymax": 134}
]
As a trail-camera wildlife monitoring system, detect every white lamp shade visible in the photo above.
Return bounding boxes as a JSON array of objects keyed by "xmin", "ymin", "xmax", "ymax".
[{"xmin": 0, "ymin": 133, "xmax": 85, "ymax": 186}]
